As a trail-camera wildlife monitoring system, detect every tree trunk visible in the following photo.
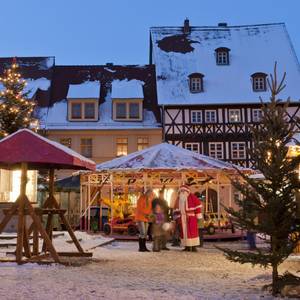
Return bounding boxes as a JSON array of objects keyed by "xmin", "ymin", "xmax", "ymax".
[{"xmin": 272, "ymin": 263, "xmax": 279, "ymax": 296}]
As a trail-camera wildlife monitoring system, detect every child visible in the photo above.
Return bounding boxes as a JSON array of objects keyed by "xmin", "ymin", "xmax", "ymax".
[{"xmin": 151, "ymin": 203, "xmax": 165, "ymax": 252}]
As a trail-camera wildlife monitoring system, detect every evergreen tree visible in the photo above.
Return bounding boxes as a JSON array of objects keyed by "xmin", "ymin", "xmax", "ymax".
[
  {"xmin": 0, "ymin": 59, "xmax": 36, "ymax": 137},
  {"xmin": 218, "ymin": 64, "xmax": 300, "ymax": 295}
]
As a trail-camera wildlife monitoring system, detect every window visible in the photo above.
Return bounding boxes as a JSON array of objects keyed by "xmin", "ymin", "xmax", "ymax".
[
  {"xmin": 185, "ymin": 143, "xmax": 200, "ymax": 153},
  {"xmin": 137, "ymin": 137, "xmax": 149, "ymax": 151},
  {"xmin": 252, "ymin": 109, "xmax": 262, "ymax": 122},
  {"xmin": 114, "ymin": 101, "xmax": 142, "ymax": 121},
  {"xmin": 251, "ymin": 73, "xmax": 267, "ymax": 92},
  {"xmin": 81, "ymin": 138, "xmax": 93, "ymax": 158},
  {"xmin": 229, "ymin": 109, "xmax": 241, "ymax": 123},
  {"xmin": 191, "ymin": 111, "xmax": 202, "ymax": 124},
  {"xmin": 188, "ymin": 73, "xmax": 204, "ymax": 93},
  {"xmin": 205, "ymin": 110, "xmax": 217, "ymax": 123},
  {"xmin": 215, "ymin": 47, "xmax": 230, "ymax": 65},
  {"xmin": 209, "ymin": 143, "xmax": 223, "ymax": 159},
  {"xmin": 116, "ymin": 138, "xmax": 128, "ymax": 156},
  {"xmin": 69, "ymin": 100, "xmax": 98, "ymax": 121},
  {"xmin": 231, "ymin": 142, "xmax": 246, "ymax": 159},
  {"xmin": 60, "ymin": 138, "xmax": 72, "ymax": 148}
]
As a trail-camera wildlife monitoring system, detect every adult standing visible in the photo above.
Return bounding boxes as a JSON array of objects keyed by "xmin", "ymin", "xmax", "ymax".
[
  {"xmin": 152, "ymin": 190, "xmax": 170, "ymax": 250},
  {"xmin": 135, "ymin": 189, "xmax": 155, "ymax": 252},
  {"xmin": 173, "ymin": 185, "xmax": 202, "ymax": 252}
]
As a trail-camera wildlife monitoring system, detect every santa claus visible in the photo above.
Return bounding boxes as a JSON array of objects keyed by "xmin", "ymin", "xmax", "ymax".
[{"xmin": 173, "ymin": 185, "xmax": 203, "ymax": 252}]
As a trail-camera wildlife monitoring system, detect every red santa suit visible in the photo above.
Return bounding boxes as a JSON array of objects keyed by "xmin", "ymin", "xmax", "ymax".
[{"xmin": 174, "ymin": 185, "xmax": 202, "ymax": 247}]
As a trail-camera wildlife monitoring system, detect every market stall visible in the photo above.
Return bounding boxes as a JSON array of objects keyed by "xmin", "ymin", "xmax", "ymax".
[
  {"xmin": 0, "ymin": 129, "xmax": 96, "ymax": 264},
  {"xmin": 80, "ymin": 143, "xmax": 252, "ymax": 233}
]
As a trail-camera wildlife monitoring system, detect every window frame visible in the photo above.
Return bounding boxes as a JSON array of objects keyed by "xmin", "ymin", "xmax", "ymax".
[
  {"xmin": 251, "ymin": 73, "xmax": 267, "ymax": 92},
  {"xmin": 215, "ymin": 47, "xmax": 230, "ymax": 65},
  {"xmin": 116, "ymin": 137, "xmax": 128, "ymax": 157},
  {"xmin": 113, "ymin": 99, "xmax": 143, "ymax": 121},
  {"xmin": 80, "ymin": 138, "xmax": 93, "ymax": 158},
  {"xmin": 191, "ymin": 110, "xmax": 202, "ymax": 124},
  {"xmin": 205, "ymin": 110, "xmax": 217, "ymax": 123},
  {"xmin": 228, "ymin": 109, "xmax": 241, "ymax": 123},
  {"xmin": 68, "ymin": 99, "xmax": 98, "ymax": 121},
  {"xmin": 188, "ymin": 73, "xmax": 204, "ymax": 93},
  {"xmin": 231, "ymin": 142, "xmax": 246, "ymax": 159},
  {"xmin": 185, "ymin": 143, "xmax": 200, "ymax": 154},
  {"xmin": 208, "ymin": 142, "xmax": 223, "ymax": 159},
  {"xmin": 137, "ymin": 137, "xmax": 149, "ymax": 151},
  {"xmin": 252, "ymin": 109, "xmax": 262, "ymax": 122}
]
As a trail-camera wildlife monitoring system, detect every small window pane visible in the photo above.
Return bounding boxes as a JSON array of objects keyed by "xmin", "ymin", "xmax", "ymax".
[
  {"xmin": 229, "ymin": 110, "xmax": 241, "ymax": 122},
  {"xmin": 231, "ymin": 142, "xmax": 246, "ymax": 159},
  {"xmin": 71, "ymin": 103, "xmax": 82, "ymax": 119},
  {"xmin": 137, "ymin": 137, "xmax": 148, "ymax": 151},
  {"xmin": 217, "ymin": 51, "xmax": 228, "ymax": 65},
  {"xmin": 84, "ymin": 103, "xmax": 95, "ymax": 119},
  {"xmin": 191, "ymin": 111, "xmax": 202, "ymax": 123},
  {"xmin": 190, "ymin": 77, "xmax": 202, "ymax": 92},
  {"xmin": 209, "ymin": 143, "xmax": 223, "ymax": 159},
  {"xmin": 129, "ymin": 103, "xmax": 140, "ymax": 119},
  {"xmin": 205, "ymin": 111, "xmax": 216, "ymax": 123},
  {"xmin": 185, "ymin": 143, "xmax": 200, "ymax": 153},
  {"xmin": 81, "ymin": 138, "xmax": 93, "ymax": 158},
  {"xmin": 117, "ymin": 138, "xmax": 128, "ymax": 156},
  {"xmin": 116, "ymin": 103, "xmax": 127, "ymax": 119},
  {"xmin": 253, "ymin": 77, "xmax": 266, "ymax": 91},
  {"xmin": 252, "ymin": 109, "xmax": 262, "ymax": 122}
]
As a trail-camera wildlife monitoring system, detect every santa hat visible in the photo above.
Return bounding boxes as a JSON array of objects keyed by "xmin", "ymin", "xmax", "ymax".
[{"xmin": 179, "ymin": 185, "xmax": 190, "ymax": 193}]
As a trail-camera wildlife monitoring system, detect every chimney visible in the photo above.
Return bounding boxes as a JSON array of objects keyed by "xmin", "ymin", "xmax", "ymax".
[
  {"xmin": 183, "ymin": 18, "xmax": 190, "ymax": 34},
  {"xmin": 218, "ymin": 22, "xmax": 228, "ymax": 27}
]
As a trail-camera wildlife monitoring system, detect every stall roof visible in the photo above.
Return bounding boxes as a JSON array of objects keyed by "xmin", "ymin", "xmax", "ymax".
[
  {"xmin": 96, "ymin": 143, "xmax": 250, "ymax": 172},
  {"xmin": 0, "ymin": 129, "xmax": 96, "ymax": 170}
]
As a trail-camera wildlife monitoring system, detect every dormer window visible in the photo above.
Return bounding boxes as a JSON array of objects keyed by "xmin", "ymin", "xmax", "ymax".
[
  {"xmin": 68, "ymin": 100, "xmax": 98, "ymax": 121},
  {"xmin": 215, "ymin": 47, "xmax": 230, "ymax": 65},
  {"xmin": 188, "ymin": 73, "xmax": 204, "ymax": 93},
  {"xmin": 113, "ymin": 100, "xmax": 143, "ymax": 121},
  {"xmin": 251, "ymin": 73, "xmax": 267, "ymax": 92}
]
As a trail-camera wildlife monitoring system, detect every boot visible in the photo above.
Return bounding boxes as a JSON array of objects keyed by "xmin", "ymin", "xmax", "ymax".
[
  {"xmin": 153, "ymin": 237, "xmax": 160, "ymax": 252},
  {"xmin": 142, "ymin": 238, "xmax": 150, "ymax": 252},
  {"xmin": 191, "ymin": 246, "xmax": 198, "ymax": 252},
  {"xmin": 138, "ymin": 238, "xmax": 144, "ymax": 252},
  {"xmin": 182, "ymin": 246, "xmax": 190, "ymax": 251}
]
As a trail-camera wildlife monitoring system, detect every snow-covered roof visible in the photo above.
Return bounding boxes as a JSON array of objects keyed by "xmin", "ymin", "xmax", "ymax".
[
  {"xmin": 25, "ymin": 77, "xmax": 51, "ymax": 98},
  {"xmin": 96, "ymin": 142, "xmax": 249, "ymax": 172},
  {"xmin": 111, "ymin": 79, "xmax": 143, "ymax": 98},
  {"xmin": 67, "ymin": 81, "xmax": 100, "ymax": 98},
  {"xmin": 150, "ymin": 23, "xmax": 300, "ymax": 105}
]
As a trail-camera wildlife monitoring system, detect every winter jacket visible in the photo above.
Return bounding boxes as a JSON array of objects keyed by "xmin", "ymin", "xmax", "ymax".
[{"xmin": 135, "ymin": 194, "xmax": 152, "ymax": 222}]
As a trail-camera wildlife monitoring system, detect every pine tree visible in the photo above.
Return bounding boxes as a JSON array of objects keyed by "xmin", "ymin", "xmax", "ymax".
[
  {"xmin": 218, "ymin": 64, "xmax": 300, "ymax": 295},
  {"xmin": 0, "ymin": 59, "xmax": 36, "ymax": 138}
]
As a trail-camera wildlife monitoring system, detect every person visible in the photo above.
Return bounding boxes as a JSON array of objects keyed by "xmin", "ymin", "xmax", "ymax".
[
  {"xmin": 151, "ymin": 203, "xmax": 165, "ymax": 252},
  {"xmin": 152, "ymin": 189, "xmax": 170, "ymax": 250},
  {"xmin": 173, "ymin": 185, "xmax": 202, "ymax": 252},
  {"xmin": 194, "ymin": 192, "xmax": 204, "ymax": 248},
  {"xmin": 135, "ymin": 189, "xmax": 155, "ymax": 252},
  {"xmin": 247, "ymin": 216, "xmax": 258, "ymax": 250}
]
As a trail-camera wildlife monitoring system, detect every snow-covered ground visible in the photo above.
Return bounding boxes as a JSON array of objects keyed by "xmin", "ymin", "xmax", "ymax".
[{"xmin": 0, "ymin": 233, "xmax": 299, "ymax": 300}]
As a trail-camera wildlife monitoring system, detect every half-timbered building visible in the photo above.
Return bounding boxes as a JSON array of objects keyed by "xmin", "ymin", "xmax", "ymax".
[{"xmin": 150, "ymin": 20, "xmax": 300, "ymax": 167}]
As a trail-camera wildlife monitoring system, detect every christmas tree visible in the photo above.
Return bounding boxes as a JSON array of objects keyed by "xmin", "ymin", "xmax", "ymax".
[
  {"xmin": 218, "ymin": 64, "xmax": 300, "ymax": 295},
  {"xmin": 0, "ymin": 59, "xmax": 36, "ymax": 138}
]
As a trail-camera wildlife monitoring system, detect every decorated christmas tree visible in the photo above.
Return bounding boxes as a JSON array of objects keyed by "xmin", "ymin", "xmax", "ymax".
[
  {"xmin": 218, "ymin": 64, "xmax": 300, "ymax": 295},
  {"xmin": 0, "ymin": 59, "xmax": 36, "ymax": 138}
]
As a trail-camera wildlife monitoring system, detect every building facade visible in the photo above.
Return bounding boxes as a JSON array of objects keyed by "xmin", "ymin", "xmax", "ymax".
[{"xmin": 150, "ymin": 20, "xmax": 300, "ymax": 167}]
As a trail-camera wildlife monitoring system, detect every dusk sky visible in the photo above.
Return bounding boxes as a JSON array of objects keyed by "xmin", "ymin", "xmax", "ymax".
[{"xmin": 2, "ymin": 0, "xmax": 300, "ymax": 65}]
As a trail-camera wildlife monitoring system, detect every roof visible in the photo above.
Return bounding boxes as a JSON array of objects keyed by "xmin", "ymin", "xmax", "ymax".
[
  {"xmin": 96, "ymin": 142, "xmax": 249, "ymax": 172},
  {"xmin": 67, "ymin": 81, "xmax": 101, "ymax": 98},
  {"xmin": 111, "ymin": 79, "xmax": 143, "ymax": 98},
  {"xmin": 0, "ymin": 129, "xmax": 96, "ymax": 170},
  {"xmin": 150, "ymin": 23, "xmax": 300, "ymax": 105},
  {"xmin": 37, "ymin": 64, "xmax": 161, "ymax": 130}
]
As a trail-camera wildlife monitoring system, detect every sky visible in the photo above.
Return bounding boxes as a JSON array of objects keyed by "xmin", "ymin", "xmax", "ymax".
[{"xmin": 1, "ymin": 0, "xmax": 300, "ymax": 66}]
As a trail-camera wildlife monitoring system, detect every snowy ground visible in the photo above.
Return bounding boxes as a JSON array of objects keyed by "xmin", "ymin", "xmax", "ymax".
[{"xmin": 0, "ymin": 233, "xmax": 299, "ymax": 300}]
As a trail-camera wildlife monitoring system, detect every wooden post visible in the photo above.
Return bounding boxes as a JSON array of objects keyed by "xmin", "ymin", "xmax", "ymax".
[
  {"xmin": 217, "ymin": 172, "xmax": 221, "ymax": 227},
  {"xmin": 110, "ymin": 174, "xmax": 113, "ymax": 234},
  {"xmin": 16, "ymin": 162, "xmax": 28, "ymax": 264},
  {"xmin": 32, "ymin": 223, "xmax": 39, "ymax": 256},
  {"xmin": 80, "ymin": 177, "xmax": 83, "ymax": 230},
  {"xmin": 205, "ymin": 182, "xmax": 208, "ymax": 213}
]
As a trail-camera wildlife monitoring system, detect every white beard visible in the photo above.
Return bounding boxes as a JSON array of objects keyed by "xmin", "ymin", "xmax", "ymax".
[{"xmin": 179, "ymin": 191, "xmax": 188, "ymax": 214}]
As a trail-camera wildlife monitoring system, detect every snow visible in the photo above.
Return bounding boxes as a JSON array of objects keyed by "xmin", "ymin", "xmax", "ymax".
[
  {"xmin": 97, "ymin": 142, "xmax": 248, "ymax": 171},
  {"xmin": 111, "ymin": 79, "xmax": 144, "ymax": 98},
  {"xmin": 67, "ymin": 81, "xmax": 100, "ymax": 98},
  {"xmin": 25, "ymin": 77, "xmax": 51, "ymax": 98},
  {"xmin": 0, "ymin": 237, "xmax": 298, "ymax": 299},
  {"xmin": 38, "ymin": 93, "xmax": 160, "ymax": 130},
  {"xmin": 151, "ymin": 23, "xmax": 300, "ymax": 105},
  {"xmin": 0, "ymin": 129, "xmax": 95, "ymax": 167}
]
